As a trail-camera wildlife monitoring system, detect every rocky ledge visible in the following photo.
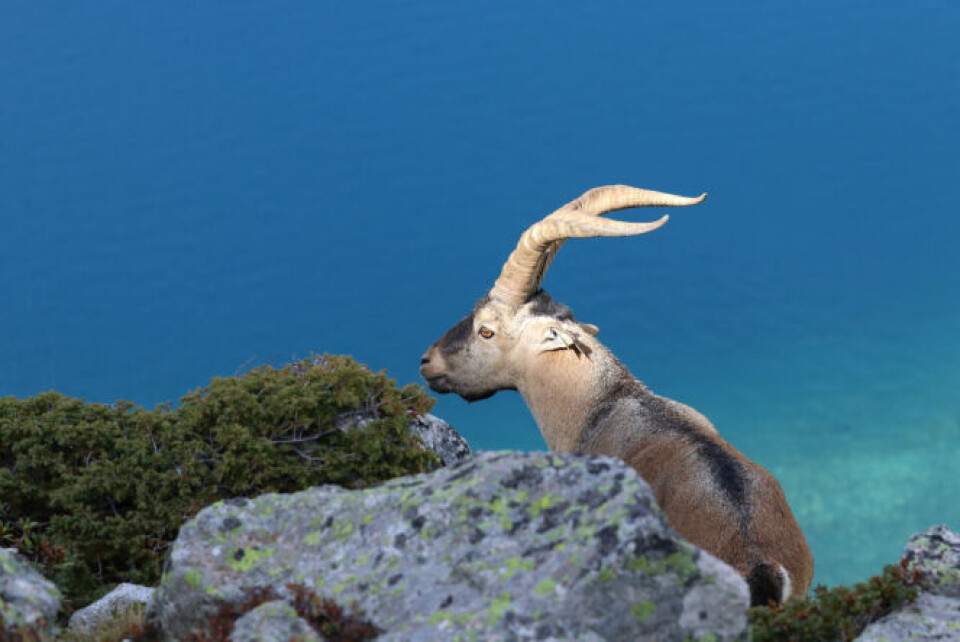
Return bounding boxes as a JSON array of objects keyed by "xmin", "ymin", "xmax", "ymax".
[
  {"xmin": 149, "ymin": 451, "xmax": 749, "ymax": 641},
  {"xmin": 4, "ymin": 449, "xmax": 960, "ymax": 640}
]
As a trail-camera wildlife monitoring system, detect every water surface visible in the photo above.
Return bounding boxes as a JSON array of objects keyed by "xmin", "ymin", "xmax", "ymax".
[{"xmin": 2, "ymin": 1, "xmax": 958, "ymax": 587}]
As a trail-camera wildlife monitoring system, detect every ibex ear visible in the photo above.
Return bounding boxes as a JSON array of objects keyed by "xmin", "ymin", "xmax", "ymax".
[
  {"xmin": 578, "ymin": 323, "xmax": 600, "ymax": 337},
  {"xmin": 540, "ymin": 326, "xmax": 589, "ymax": 357}
]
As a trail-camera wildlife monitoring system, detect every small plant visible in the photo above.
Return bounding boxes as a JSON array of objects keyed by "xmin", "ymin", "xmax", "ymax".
[
  {"xmin": 180, "ymin": 587, "xmax": 279, "ymax": 642},
  {"xmin": 172, "ymin": 584, "xmax": 378, "ymax": 642},
  {"xmin": 748, "ymin": 558, "xmax": 923, "ymax": 641},
  {"xmin": 286, "ymin": 583, "xmax": 380, "ymax": 641},
  {"xmin": 0, "ymin": 355, "xmax": 440, "ymax": 610}
]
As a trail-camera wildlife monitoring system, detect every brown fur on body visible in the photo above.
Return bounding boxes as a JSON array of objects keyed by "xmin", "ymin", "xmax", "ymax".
[
  {"xmin": 514, "ymin": 339, "xmax": 813, "ymax": 603},
  {"xmin": 422, "ymin": 291, "xmax": 813, "ymax": 605}
]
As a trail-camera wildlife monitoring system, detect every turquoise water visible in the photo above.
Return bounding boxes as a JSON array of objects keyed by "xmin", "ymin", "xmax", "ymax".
[{"xmin": 2, "ymin": 2, "xmax": 958, "ymax": 587}]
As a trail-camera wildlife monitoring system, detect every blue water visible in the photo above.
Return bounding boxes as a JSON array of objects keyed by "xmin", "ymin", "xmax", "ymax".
[{"xmin": 2, "ymin": 2, "xmax": 958, "ymax": 588}]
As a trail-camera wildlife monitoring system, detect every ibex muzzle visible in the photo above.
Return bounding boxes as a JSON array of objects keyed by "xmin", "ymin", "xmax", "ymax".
[{"xmin": 421, "ymin": 185, "xmax": 813, "ymax": 606}]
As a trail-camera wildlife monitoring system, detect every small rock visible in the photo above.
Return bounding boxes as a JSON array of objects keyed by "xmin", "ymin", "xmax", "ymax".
[
  {"xmin": 334, "ymin": 410, "xmax": 471, "ymax": 466},
  {"xmin": 0, "ymin": 548, "xmax": 61, "ymax": 641},
  {"xmin": 67, "ymin": 582, "xmax": 154, "ymax": 634},
  {"xmin": 406, "ymin": 413, "xmax": 471, "ymax": 466},
  {"xmin": 904, "ymin": 524, "xmax": 960, "ymax": 598}
]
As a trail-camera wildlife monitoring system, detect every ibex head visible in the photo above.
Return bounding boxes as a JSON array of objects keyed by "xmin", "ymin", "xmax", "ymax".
[{"xmin": 420, "ymin": 185, "xmax": 707, "ymax": 403}]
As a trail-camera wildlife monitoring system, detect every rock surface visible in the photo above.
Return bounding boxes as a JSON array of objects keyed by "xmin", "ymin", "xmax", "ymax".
[
  {"xmin": 858, "ymin": 593, "xmax": 960, "ymax": 641},
  {"xmin": 860, "ymin": 524, "xmax": 960, "ymax": 641},
  {"xmin": 149, "ymin": 451, "xmax": 749, "ymax": 640},
  {"xmin": 406, "ymin": 413, "xmax": 472, "ymax": 466},
  {"xmin": 0, "ymin": 548, "xmax": 61, "ymax": 641},
  {"xmin": 903, "ymin": 524, "xmax": 960, "ymax": 599},
  {"xmin": 66, "ymin": 582, "xmax": 154, "ymax": 634}
]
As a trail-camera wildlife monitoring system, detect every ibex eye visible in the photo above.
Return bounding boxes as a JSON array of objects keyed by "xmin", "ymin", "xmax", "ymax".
[{"xmin": 478, "ymin": 326, "xmax": 495, "ymax": 339}]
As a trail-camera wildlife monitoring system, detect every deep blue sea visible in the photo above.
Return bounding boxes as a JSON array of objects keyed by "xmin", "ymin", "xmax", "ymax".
[{"xmin": 2, "ymin": 2, "xmax": 958, "ymax": 588}]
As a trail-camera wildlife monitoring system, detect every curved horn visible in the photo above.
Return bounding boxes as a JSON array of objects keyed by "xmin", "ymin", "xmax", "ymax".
[
  {"xmin": 567, "ymin": 185, "xmax": 707, "ymax": 216},
  {"xmin": 489, "ymin": 185, "xmax": 707, "ymax": 306}
]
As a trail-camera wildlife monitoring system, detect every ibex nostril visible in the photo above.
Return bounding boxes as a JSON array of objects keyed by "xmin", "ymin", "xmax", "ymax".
[{"xmin": 420, "ymin": 355, "xmax": 430, "ymax": 365}]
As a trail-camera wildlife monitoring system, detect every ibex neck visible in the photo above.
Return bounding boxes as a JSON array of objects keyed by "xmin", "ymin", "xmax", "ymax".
[{"xmin": 517, "ymin": 346, "xmax": 612, "ymax": 452}]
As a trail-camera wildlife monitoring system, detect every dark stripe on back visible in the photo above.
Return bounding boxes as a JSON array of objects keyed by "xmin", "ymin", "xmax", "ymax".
[
  {"xmin": 685, "ymin": 429, "xmax": 748, "ymax": 508},
  {"xmin": 580, "ymin": 380, "xmax": 750, "ymax": 523}
]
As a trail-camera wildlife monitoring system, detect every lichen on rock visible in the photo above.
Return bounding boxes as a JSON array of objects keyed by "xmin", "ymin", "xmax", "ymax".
[{"xmin": 903, "ymin": 524, "xmax": 960, "ymax": 599}]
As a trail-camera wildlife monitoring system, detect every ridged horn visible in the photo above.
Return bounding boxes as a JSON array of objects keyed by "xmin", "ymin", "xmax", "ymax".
[{"xmin": 489, "ymin": 185, "xmax": 707, "ymax": 307}]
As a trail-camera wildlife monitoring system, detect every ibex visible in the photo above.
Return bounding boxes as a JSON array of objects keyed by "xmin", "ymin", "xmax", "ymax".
[{"xmin": 420, "ymin": 185, "xmax": 813, "ymax": 606}]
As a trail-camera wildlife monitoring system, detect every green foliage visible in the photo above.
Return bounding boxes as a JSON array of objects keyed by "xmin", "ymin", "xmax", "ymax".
[
  {"xmin": 748, "ymin": 559, "xmax": 923, "ymax": 641},
  {"xmin": 0, "ymin": 355, "xmax": 439, "ymax": 611}
]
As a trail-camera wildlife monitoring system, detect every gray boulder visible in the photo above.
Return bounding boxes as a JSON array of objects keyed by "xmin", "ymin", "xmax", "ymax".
[
  {"xmin": 406, "ymin": 413, "xmax": 472, "ymax": 466},
  {"xmin": 149, "ymin": 451, "xmax": 748, "ymax": 641},
  {"xmin": 903, "ymin": 524, "xmax": 960, "ymax": 598},
  {"xmin": 66, "ymin": 582, "xmax": 154, "ymax": 634},
  {"xmin": 0, "ymin": 548, "xmax": 61, "ymax": 641},
  {"xmin": 859, "ymin": 525, "xmax": 960, "ymax": 641}
]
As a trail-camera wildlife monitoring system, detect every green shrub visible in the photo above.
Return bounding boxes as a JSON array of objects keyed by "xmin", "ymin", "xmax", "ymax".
[
  {"xmin": 748, "ymin": 559, "xmax": 923, "ymax": 641},
  {"xmin": 0, "ymin": 355, "xmax": 440, "ymax": 611}
]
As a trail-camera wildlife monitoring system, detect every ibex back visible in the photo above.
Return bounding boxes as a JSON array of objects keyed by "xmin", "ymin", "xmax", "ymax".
[{"xmin": 420, "ymin": 185, "xmax": 813, "ymax": 606}]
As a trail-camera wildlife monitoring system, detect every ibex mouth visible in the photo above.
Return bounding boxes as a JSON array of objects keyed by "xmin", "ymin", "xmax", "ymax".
[{"xmin": 423, "ymin": 375, "xmax": 453, "ymax": 394}]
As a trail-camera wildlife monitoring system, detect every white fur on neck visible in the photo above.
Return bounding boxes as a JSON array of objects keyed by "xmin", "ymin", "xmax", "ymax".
[{"xmin": 517, "ymin": 346, "xmax": 602, "ymax": 452}]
